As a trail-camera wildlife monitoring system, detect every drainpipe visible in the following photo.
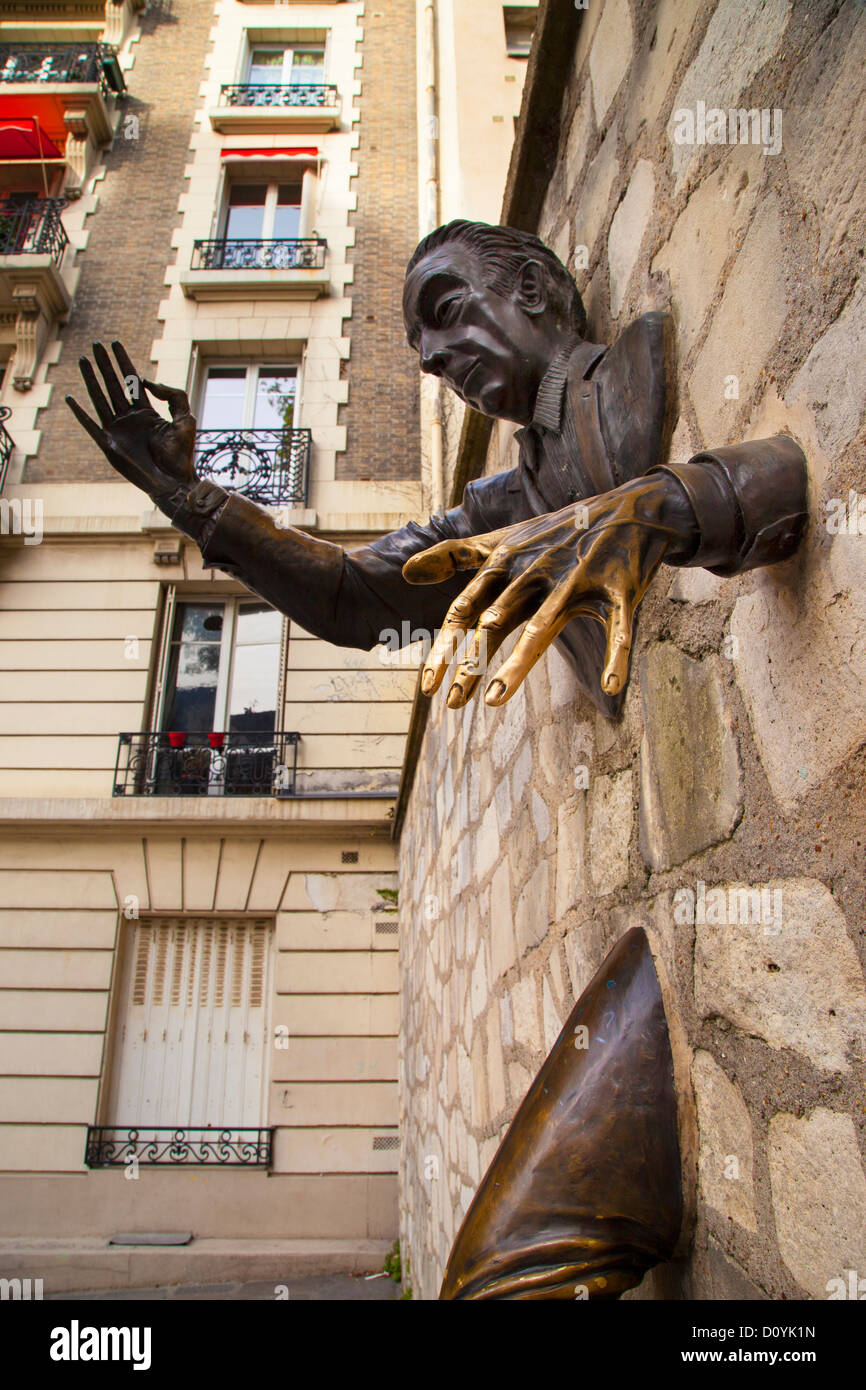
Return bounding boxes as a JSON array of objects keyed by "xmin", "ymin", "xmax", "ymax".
[{"xmin": 423, "ymin": 0, "xmax": 444, "ymax": 513}]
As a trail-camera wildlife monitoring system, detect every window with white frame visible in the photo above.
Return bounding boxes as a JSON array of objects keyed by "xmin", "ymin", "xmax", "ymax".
[
  {"xmin": 199, "ymin": 363, "xmax": 298, "ymax": 431},
  {"xmin": 105, "ymin": 916, "xmax": 274, "ymax": 1129},
  {"xmin": 247, "ymin": 43, "xmax": 326, "ymax": 86},
  {"xmin": 223, "ymin": 179, "xmax": 304, "ymax": 243},
  {"xmin": 503, "ymin": 5, "xmax": 537, "ymax": 58}
]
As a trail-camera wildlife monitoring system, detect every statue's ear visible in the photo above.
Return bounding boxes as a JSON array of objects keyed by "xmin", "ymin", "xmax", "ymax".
[{"xmin": 513, "ymin": 259, "xmax": 547, "ymax": 315}]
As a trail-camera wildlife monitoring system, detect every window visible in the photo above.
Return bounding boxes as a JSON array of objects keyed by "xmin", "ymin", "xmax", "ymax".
[
  {"xmin": 247, "ymin": 44, "xmax": 325, "ymax": 85},
  {"xmin": 199, "ymin": 363, "xmax": 298, "ymax": 430},
  {"xmin": 105, "ymin": 916, "xmax": 273, "ymax": 1130},
  {"xmin": 503, "ymin": 5, "xmax": 537, "ymax": 57},
  {"xmin": 223, "ymin": 180, "xmax": 303, "ymax": 242},
  {"xmin": 161, "ymin": 597, "xmax": 282, "ymax": 738}
]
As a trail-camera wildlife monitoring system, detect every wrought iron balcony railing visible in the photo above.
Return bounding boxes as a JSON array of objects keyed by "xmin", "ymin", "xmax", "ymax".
[
  {"xmin": 113, "ymin": 730, "xmax": 300, "ymax": 798},
  {"xmin": 191, "ymin": 237, "xmax": 326, "ymax": 272},
  {"xmin": 0, "ymin": 42, "xmax": 125, "ymax": 96},
  {"xmin": 0, "ymin": 197, "xmax": 68, "ymax": 266},
  {"xmin": 195, "ymin": 426, "xmax": 310, "ymax": 506},
  {"xmin": 85, "ymin": 1126, "xmax": 273, "ymax": 1168},
  {"xmin": 220, "ymin": 82, "xmax": 338, "ymax": 108},
  {"xmin": 0, "ymin": 407, "xmax": 13, "ymax": 493}
]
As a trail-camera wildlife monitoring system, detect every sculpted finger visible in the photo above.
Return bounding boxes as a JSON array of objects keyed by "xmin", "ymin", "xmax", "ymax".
[
  {"xmin": 444, "ymin": 627, "xmax": 508, "ymax": 708},
  {"xmin": 142, "ymin": 378, "xmax": 192, "ymax": 421},
  {"xmin": 93, "ymin": 341, "xmax": 133, "ymax": 414},
  {"xmin": 484, "ymin": 587, "xmax": 572, "ymax": 706},
  {"xmin": 601, "ymin": 593, "xmax": 635, "ymax": 697},
  {"xmin": 419, "ymin": 569, "xmax": 504, "ymax": 696},
  {"xmin": 79, "ymin": 357, "xmax": 113, "ymax": 426},
  {"xmin": 111, "ymin": 341, "xmax": 145, "ymax": 406},
  {"xmin": 402, "ymin": 532, "xmax": 501, "ymax": 585},
  {"xmin": 65, "ymin": 394, "xmax": 110, "ymax": 450}
]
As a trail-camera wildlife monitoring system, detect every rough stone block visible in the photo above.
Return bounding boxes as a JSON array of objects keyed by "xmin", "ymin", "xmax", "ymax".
[
  {"xmin": 730, "ymin": 531, "xmax": 866, "ymax": 811},
  {"xmin": 787, "ymin": 267, "xmax": 866, "ymax": 458},
  {"xmin": 694, "ymin": 877, "xmax": 866, "ymax": 1073},
  {"xmin": 608, "ymin": 159, "xmax": 655, "ymax": 318},
  {"xmin": 555, "ymin": 796, "xmax": 586, "ymax": 921},
  {"xmin": 688, "ymin": 195, "xmax": 788, "ymax": 444},
  {"xmin": 588, "ymin": 769, "xmax": 633, "ymax": 895},
  {"xmin": 514, "ymin": 858, "xmax": 551, "ymax": 956},
  {"xmin": 784, "ymin": 6, "xmax": 866, "ymax": 261},
  {"xmin": 589, "ymin": 0, "xmax": 633, "ymax": 124},
  {"xmin": 624, "ymin": 0, "xmax": 706, "ymax": 144},
  {"xmin": 692, "ymin": 1050, "xmax": 757, "ymax": 1232},
  {"xmin": 490, "ymin": 858, "xmax": 516, "ymax": 980},
  {"xmin": 768, "ymin": 1108, "xmax": 866, "ymax": 1299},
  {"xmin": 573, "ymin": 119, "xmax": 619, "ymax": 258},
  {"xmin": 652, "ymin": 145, "xmax": 763, "ymax": 355},
  {"xmin": 667, "ymin": 0, "xmax": 793, "ymax": 185},
  {"xmin": 474, "ymin": 801, "xmax": 499, "ymax": 882},
  {"xmin": 639, "ymin": 644, "xmax": 742, "ymax": 871},
  {"xmin": 509, "ymin": 974, "xmax": 541, "ymax": 1050}
]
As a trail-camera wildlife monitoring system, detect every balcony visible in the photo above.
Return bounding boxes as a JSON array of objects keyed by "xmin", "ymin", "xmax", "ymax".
[
  {"xmin": 209, "ymin": 82, "xmax": 340, "ymax": 135},
  {"xmin": 0, "ymin": 42, "xmax": 126, "ymax": 195},
  {"xmin": 0, "ymin": 198, "xmax": 72, "ymax": 391},
  {"xmin": 113, "ymin": 730, "xmax": 301, "ymax": 798},
  {"xmin": 195, "ymin": 426, "xmax": 310, "ymax": 506},
  {"xmin": 179, "ymin": 237, "xmax": 328, "ymax": 302},
  {"xmin": 85, "ymin": 1126, "xmax": 274, "ymax": 1168}
]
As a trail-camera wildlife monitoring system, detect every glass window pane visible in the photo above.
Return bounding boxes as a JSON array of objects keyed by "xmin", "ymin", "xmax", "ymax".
[
  {"xmin": 248, "ymin": 48, "xmax": 285, "ymax": 84},
  {"xmin": 163, "ymin": 602, "xmax": 224, "ymax": 732},
  {"xmin": 200, "ymin": 367, "xmax": 246, "ymax": 429},
  {"xmin": 254, "ymin": 368, "xmax": 296, "ymax": 429},
  {"xmin": 290, "ymin": 49, "xmax": 325, "ymax": 82},
  {"xmin": 225, "ymin": 184, "xmax": 267, "ymax": 241},
  {"xmin": 227, "ymin": 603, "xmax": 281, "ymax": 733}
]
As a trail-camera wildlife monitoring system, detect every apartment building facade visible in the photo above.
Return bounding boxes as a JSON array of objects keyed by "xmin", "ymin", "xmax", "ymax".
[{"xmin": 0, "ymin": 0, "xmax": 422, "ymax": 1277}]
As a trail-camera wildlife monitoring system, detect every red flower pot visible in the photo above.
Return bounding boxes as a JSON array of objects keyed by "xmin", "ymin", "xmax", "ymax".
[
  {"xmin": 168, "ymin": 731, "xmax": 187, "ymax": 749},
  {"xmin": 208, "ymin": 732, "xmax": 225, "ymax": 750}
]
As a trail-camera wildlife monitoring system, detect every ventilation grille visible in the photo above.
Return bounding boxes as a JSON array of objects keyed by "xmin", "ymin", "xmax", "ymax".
[
  {"xmin": 372, "ymin": 1134, "xmax": 399, "ymax": 1151},
  {"xmin": 341, "ymin": 850, "xmax": 359, "ymax": 864},
  {"xmin": 374, "ymin": 920, "xmax": 398, "ymax": 935}
]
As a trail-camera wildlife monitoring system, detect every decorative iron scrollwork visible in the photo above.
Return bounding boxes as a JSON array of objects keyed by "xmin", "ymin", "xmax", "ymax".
[
  {"xmin": 194, "ymin": 427, "xmax": 310, "ymax": 506},
  {"xmin": 191, "ymin": 238, "xmax": 327, "ymax": 272},
  {"xmin": 220, "ymin": 82, "xmax": 338, "ymax": 109},
  {"xmin": 85, "ymin": 1126, "xmax": 273, "ymax": 1167},
  {"xmin": 113, "ymin": 730, "xmax": 301, "ymax": 798}
]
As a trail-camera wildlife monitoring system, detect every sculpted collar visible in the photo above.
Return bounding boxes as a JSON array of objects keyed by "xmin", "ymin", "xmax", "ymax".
[{"xmin": 530, "ymin": 336, "xmax": 607, "ymax": 433}]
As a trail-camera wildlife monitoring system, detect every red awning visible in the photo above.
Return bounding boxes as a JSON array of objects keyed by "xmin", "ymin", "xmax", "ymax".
[
  {"xmin": 0, "ymin": 116, "xmax": 64, "ymax": 161},
  {"xmin": 220, "ymin": 147, "xmax": 319, "ymax": 159}
]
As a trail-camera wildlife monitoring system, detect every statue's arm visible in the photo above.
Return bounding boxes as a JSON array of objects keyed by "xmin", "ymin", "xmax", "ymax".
[
  {"xmin": 173, "ymin": 480, "xmax": 487, "ymax": 650},
  {"xmin": 651, "ymin": 434, "xmax": 809, "ymax": 576}
]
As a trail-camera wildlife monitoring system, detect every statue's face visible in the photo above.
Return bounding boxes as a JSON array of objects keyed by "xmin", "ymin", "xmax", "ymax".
[{"xmin": 403, "ymin": 243, "xmax": 552, "ymax": 423}]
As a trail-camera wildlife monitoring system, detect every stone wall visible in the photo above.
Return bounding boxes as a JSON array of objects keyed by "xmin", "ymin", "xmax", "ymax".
[{"xmin": 398, "ymin": 0, "xmax": 866, "ymax": 1301}]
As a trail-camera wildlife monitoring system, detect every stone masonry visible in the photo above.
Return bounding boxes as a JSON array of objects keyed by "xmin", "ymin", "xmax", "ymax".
[{"xmin": 398, "ymin": 0, "xmax": 866, "ymax": 1300}]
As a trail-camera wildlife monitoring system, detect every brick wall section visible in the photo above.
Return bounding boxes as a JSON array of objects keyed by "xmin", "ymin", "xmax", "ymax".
[
  {"xmin": 26, "ymin": 0, "xmax": 212, "ymax": 482},
  {"xmin": 337, "ymin": 1, "xmax": 420, "ymax": 481}
]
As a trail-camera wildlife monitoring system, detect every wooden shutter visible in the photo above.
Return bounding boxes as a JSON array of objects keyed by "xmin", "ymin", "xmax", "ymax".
[{"xmin": 107, "ymin": 916, "xmax": 273, "ymax": 1128}]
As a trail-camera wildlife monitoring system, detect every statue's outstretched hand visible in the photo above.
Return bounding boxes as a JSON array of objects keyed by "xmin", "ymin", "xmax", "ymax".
[
  {"xmin": 66, "ymin": 341, "xmax": 197, "ymax": 507},
  {"xmin": 402, "ymin": 473, "xmax": 696, "ymax": 706}
]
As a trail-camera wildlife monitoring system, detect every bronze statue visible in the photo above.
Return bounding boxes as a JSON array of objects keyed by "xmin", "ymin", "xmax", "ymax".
[
  {"xmin": 439, "ymin": 929, "xmax": 682, "ymax": 1300},
  {"xmin": 66, "ymin": 220, "xmax": 808, "ymax": 716},
  {"xmin": 66, "ymin": 223, "xmax": 809, "ymax": 1297}
]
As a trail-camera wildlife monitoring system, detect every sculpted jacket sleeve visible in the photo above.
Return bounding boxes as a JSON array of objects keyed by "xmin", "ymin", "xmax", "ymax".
[
  {"xmin": 169, "ymin": 473, "xmax": 512, "ymax": 650},
  {"xmin": 653, "ymin": 435, "xmax": 809, "ymax": 576}
]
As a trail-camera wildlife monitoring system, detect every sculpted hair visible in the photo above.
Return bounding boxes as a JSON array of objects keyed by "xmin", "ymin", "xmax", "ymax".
[{"xmin": 405, "ymin": 219, "xmax": 587, "ymax": 341}]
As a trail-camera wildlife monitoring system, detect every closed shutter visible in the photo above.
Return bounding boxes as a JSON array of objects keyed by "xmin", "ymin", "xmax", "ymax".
[{"xmin": 107, "ymin": 916, "xmax": 273, "ymax": 1128}]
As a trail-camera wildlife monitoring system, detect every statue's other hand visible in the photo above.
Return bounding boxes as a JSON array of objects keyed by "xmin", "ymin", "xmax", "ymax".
[
  {"xmin": 402, "ymin": 474, "xmax": 696, "ymax": 706},
  {"xmin": 65, "ymin": 341, "xmax": 197, "ymax": 505}
]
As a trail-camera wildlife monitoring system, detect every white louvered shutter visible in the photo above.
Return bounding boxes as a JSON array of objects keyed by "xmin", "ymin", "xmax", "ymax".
[{"xmin": 107, "ymin": 917, "xmax": 272, "ymax": 1128}]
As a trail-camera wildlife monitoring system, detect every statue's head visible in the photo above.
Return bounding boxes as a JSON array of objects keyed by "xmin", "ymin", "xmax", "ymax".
[{"xmin": 403, "ymin": 220, "xmax": 586, "ymax": 423}]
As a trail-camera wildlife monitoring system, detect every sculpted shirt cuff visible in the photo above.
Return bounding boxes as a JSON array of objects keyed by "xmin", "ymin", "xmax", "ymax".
[
  {"xmin": 162, "ymin": 478, "xmax": 230, "ymax": 549},
  {"xmin": 651, "ymin": 434, "xmax": 808, "ymax": 576}
]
